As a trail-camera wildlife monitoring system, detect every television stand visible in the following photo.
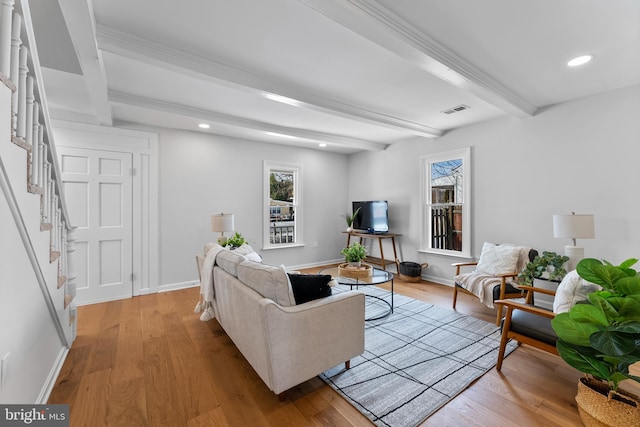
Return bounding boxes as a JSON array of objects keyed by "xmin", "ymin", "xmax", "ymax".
[{"xmin": 343, "ymin": 231, "xmax": 401, "ymax": 271}]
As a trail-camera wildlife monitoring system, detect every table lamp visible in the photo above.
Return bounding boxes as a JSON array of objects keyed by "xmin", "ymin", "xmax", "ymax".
[
  {"xmin": 211, "ymin": 213, "xmax": 234, "ymax": 245},
  {"xmin": 552, "ymin": 212, "xmax": 595, "ymax": 271}
]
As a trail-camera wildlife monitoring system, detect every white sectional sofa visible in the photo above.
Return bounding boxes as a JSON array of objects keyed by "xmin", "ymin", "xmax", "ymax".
[{"xmin": 206, "ymin": 248, "xmax": 365, "ymax": 399}]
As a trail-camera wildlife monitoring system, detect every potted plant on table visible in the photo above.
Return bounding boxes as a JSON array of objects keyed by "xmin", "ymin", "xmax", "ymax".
[
  {"xmin": 518, "ymin": 250, "xmax": 570, "ymax": 286},
  {"xmin": 341, "ymin": 242, "xmax": 367, "ymax": 267},
  {"xmin": 551, "ymin": 258, "xmax": 640, "ymax": 425},
  {"xmin": 222, "ymin": 232, "xmax": 246, "ymax": 249},
  {"xmin": 345, "ymin": 207, "xmax": 361, "ymax": 232}
]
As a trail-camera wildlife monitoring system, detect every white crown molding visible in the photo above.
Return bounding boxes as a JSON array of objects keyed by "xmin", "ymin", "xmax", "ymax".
[
  {"xmin": 96, "ymin": 24, "xmax": 442, "ymax": 139},
  {"xmin": 57, "ymin": 0, "xmax": 112, "ymax": 126},
  {"xmin": 298, "ymin": 0, "xmax": 537, "ymax": 118},
  {"xmin": 108, "ymin": 90, "xmax": 388, "ymax": 151}
]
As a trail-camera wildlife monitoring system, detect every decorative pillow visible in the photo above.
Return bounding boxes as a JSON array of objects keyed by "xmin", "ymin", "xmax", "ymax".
[
  {"xmin": 553, "ymin": 270, "xmax": 601, "ymax": 313},
  {"xmin": 287, "ymin": 274, "xmax": 333, "ymax": 304},
  {"xmin": 233, "ymin": 243, "xmax": 262, "ymax": 262},
  {"xmin": 475, "ymin": 242, "xmax": 521, "ymax": 276}
]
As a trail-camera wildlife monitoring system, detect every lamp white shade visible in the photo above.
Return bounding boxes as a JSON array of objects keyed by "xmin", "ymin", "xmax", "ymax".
[
  {"xmin": 211, "ymin": 213, "xmax": 234, "ymax": 233},
  {"xmin": 553, "ymin": 214, "xmax": 595, "ymax": 241}
]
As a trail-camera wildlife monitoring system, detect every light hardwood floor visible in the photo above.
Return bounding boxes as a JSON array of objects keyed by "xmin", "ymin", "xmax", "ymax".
[{"xmin": 49, "ymin": 269, "xmax": 584, "ymax": 426}]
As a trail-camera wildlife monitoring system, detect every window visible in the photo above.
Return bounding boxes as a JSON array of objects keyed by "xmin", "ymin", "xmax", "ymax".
[
  {"xmin": 420, "ymin": 147, "xmax": 471, "ymax": 258},
  {"xmin": 263, "ymin": 161, "xmax": 302, "ymax": 249}
]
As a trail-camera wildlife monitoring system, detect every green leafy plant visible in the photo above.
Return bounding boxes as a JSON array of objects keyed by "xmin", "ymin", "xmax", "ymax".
[
  {"xmin": 551, "ymin": 258, "xmax": 640, "ymax": 392},
  {"xmin": 518, "ymin": 251, "xmax": 570, "ymax": 286},
  {"xmin": 223, "ymin": 232, "xmax": 246, "ymax": 249},
  {"xmin": 340, "ymin": 242, "xmax": 367, "ymax": 263},
  {"xmin": 345, "ymin": 207, "xmax": 361, "ymax": 228}
]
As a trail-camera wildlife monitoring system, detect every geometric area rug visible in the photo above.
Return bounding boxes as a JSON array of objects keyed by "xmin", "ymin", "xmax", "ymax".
[{"xmin": 320, "ymin": 285, "xmax": 518, "ymax": 427}]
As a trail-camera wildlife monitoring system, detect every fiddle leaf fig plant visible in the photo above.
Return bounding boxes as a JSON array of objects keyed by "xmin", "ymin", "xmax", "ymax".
[
  {"xmin": 551, "ymin": 258, "xmax": 640, "ymax": 392},
  {"xmin": 518, "ymin": 251, "xmax": 570, "ymax": 286}
]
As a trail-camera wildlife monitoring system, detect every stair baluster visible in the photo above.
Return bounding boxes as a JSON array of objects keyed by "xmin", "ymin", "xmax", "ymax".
[{"xmin": 0, "ymin": 0, "xmax": 14, "ymax": 76}]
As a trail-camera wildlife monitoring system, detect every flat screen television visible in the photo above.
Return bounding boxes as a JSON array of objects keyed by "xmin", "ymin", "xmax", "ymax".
[{"xmin": 352, "ymin": 200, "xmax": 389, "ymax": 233}]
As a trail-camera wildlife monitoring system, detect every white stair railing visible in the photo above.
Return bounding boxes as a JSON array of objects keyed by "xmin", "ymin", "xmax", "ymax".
[{"xmin": 0, "ymin": 0, "xmax": 75, "ymax": 344}]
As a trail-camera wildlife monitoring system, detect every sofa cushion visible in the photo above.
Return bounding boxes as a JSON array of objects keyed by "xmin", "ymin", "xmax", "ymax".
[
  {"xmin": 287, "ymin": 274, "xmax": 333, "ymax": 304},
  {"xmin": 236, "ymin": 261, "xmax": 296, "ymax": 306},
  {"xmin": 216, "ymin": 249, "xmax": 247, "ymax": 277}
]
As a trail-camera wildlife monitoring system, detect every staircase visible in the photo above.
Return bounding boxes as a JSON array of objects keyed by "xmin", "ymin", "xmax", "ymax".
[{"xmin": 0, "ymin": 0, "xmax": 76, "ymax": 392}]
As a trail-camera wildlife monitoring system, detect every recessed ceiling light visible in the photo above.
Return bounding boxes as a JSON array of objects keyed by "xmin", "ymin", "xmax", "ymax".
[
  {"xmin": 567, "ymin": 55, "xmax": 593, "ymax": 67},
  {"xmin": 262, "ymin": 93, "xmax": 302, "ymax": 107},
  {"xmin": 318, "ymin": 143, "xmax": 327, "ymax": 148},
  {"xmin": 198, "ymin": 123, "xmax": 210, "ymax": 129}
]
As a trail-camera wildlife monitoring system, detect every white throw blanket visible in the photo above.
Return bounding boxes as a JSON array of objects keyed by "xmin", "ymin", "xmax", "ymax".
[
  {"xmin": 454, "ymin": 273, "xmax": 503, "ymax": 308},
  {"xmin": 195, "ymin": 245, "xmax": 224, "ymax": 321},
  {"xmin": 454, "ymin": 246, "xmax": 531, "ymax": 308}
]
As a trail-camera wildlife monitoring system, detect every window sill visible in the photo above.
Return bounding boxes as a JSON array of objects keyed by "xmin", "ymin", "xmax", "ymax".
[
  {"xmin": 417, "ymin": 249, "xmax": 473, "ymax": 260},
  {"xmin": 262, "ymin": 243, "xmax": 305, "ymax": 251}
]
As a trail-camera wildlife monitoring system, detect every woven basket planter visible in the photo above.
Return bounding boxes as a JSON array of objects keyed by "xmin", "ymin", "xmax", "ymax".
[
  {"xmin": 338, "ymin": 262, "xmax": 373, "ymax": 278},
  {"xmin": 575, "ymin": 377, "xmax": 640, "ymax": 427}
]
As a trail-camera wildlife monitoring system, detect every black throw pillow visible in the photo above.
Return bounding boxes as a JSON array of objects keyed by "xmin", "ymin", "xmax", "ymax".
[{"xmin": 287, "ymin": 273, "xmax": 332, "ymax": 304}]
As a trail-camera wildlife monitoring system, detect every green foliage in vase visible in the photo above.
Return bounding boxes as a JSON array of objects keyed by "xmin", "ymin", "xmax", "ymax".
[
  {"xmin": 223, "ymin": 232, "xmax": 246, "ymax": 249},
  {"xmin": 518, "ymin": 251, "xmax": 570, "ymax": 285},
  {"xmin": 340, "ymin": 242, "xmax": 367, "ymax": 262},
  {"xmin": 345, "ymin": 207, "xmax": 361, "ymax": 227}
]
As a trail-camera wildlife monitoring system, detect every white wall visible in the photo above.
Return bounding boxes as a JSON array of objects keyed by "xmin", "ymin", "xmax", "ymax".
[
  {"xmin": 348, "ymin": 85, "xmax": 640, "ymax": 283},
  {"xmin": 157, "ymin": 129, "xmax": 350, "ymax": 287}
]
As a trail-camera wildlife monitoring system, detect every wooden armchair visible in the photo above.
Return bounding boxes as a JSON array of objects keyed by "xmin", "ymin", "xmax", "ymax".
[
  {"xmin": 495, "ymin": 284, "xmax": 558, "ymax": 371},
  {"xmin": 452, "ymin": 246, "xmax": 537, "ymax": 325}
]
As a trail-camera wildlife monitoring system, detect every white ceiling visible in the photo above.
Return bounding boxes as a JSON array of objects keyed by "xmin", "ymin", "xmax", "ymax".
[{"xmin": 30, "ymin": 0, "xmax": 640, "ymax": 154}]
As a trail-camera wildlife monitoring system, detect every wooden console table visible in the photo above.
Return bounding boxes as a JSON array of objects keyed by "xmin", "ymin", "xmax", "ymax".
[{"xmin": 343, "ymin": 231, "xmax": 401, "ymax": 270}]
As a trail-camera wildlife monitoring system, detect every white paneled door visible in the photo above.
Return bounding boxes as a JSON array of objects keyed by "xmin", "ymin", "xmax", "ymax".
[{"xmin": 58, "ymin": 147, "xmax": 133, "ymax": 304}]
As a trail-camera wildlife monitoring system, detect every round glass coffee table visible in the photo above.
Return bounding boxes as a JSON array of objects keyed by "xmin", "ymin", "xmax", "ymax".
[{"xmin": 320, "ymin": 266, "xmax": 394, "ymax": 320}]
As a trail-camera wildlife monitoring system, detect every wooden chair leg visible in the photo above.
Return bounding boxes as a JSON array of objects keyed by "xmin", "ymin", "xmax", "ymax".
[
  {"xmin": 345, "ymin": 360, "xmax": 351, "ymax": 370},
  {"xmin": 495, "ymin": 304, "xmax": 503, "ymax": 326},
  {"xmin": 452, "ymin": 285, "xmax": 458, "ymax": 309},
  {"xmin": 496, "ymin": 308, "xmax": 513, "ymax": 372}
]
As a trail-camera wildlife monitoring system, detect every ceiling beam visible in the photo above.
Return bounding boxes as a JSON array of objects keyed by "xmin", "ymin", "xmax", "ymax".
[
  {"xmin": 57, "ymin": 0, "xmax": 112, "ymax": 125},
  {"xmin": 96, "ymin": 25, "xmax": 442, "ymax": 139},
  {"xmin": 298, "ymin": 0, "xmax": 537, "ymax": 118},
  {"xmin": 108, "ymin": 90, "xmax": 389, "ymax": 151}
]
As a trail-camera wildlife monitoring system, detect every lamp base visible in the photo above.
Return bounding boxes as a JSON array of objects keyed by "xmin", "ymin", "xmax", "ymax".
[{"xmin": 564, "ymin": 246, "xmax": 584, "ymax": 271}]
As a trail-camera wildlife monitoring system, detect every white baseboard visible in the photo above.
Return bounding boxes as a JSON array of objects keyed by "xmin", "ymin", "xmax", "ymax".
[
  {"xmin": 38, "ymin": 347, "xmax": 69, "ymax": 404},
  {"xmin": 158, "ymin": 280, "xmax": 200, "ymax": 293}
]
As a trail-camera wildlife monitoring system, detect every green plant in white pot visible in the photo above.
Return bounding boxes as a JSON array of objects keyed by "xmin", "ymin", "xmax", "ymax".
[
  {"xmin": 340, "ymin": 242, "xmax": 367, "ymax": 266},
  {"xmin": 518, "ymin": 251, "xmax": 570, "ymax": 286},
  {"xmin": 345, "ymin": 207, "xmax": 361, "ymax": 232},
  {"xmin": 551, "ymin": 258, "xmax": 640, "ymax": 424}
]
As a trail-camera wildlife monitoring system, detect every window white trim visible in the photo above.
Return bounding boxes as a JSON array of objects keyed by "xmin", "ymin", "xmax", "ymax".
[
  {"xmin": 420, "ymin": 147, "xmax": 471, "ymax": 258},
  {"xmin": 263, "ymin": 161, "xmax": 303, "ymax": 249}
]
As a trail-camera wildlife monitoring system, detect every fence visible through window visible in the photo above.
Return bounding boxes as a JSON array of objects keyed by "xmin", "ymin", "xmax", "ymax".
[{"xmin": 431, "ymin": 204, "xmax": 462, "ymax": 251}]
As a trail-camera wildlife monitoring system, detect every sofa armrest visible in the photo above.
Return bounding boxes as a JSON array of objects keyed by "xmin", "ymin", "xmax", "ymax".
[{"xmin": 261, "ymin": 290, "xmax": 365, "ymax": 394}]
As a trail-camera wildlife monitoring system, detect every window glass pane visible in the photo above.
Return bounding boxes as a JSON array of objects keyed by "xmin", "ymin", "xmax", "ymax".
[
  {"xmin": 269, "ymin": 169, "xmax": 296, "ymax": 245},
  {"xmin": 430, "ymin": 205, "xmax": 463, "ymax": 251},
  {"xmin": 431, "ymin": 159, "xmax": 463, "ymax": 203}
]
